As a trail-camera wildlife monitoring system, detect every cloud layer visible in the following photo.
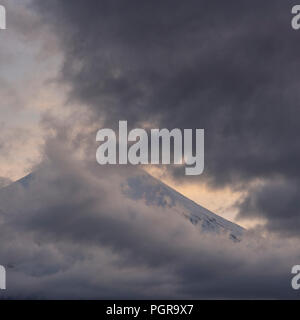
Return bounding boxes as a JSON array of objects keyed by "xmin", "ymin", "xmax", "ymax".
[
  {"xmin": 0, "ymin": 140, "xmax": 299, "ymax": 299},
  {"xmin": 1, "ymin": 0, "xmax": 300, "ymax": 299},
  {"xmin": 30, "ymin": 0, "xmax": 300, "ymax": 236}
]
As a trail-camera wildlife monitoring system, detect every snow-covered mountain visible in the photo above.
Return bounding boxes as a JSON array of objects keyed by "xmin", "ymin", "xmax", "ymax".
[
  {"xmin": 0, "ymin": 166, "xmax": 247, "ymax": 298},
  {"xmin": 122, "ymin": 172, "xmax": 245, "ymax": 241},
  {"xmin": 0, "ymin": 169, "xmax": 245, "ymax": 242}
]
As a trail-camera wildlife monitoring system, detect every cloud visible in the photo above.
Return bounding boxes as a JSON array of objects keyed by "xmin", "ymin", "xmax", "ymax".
[
  {"xmin": 0, "ymin": 177, "xmax": 12, "ymax": 188},
  {"xmin": 0, "ymin": 138, "xmax": 299, "ymax": 299},
  {"xmin": 237, "ymin": 178, "xmax": 300, "ymax": 238},
  {"xmin": 32, "ymin": 0, "xmax": 299, "ymax": 179},
  {"xmin": 0, "ymin": 0, "xmax": 66, "ymax": 181},
  {"xmin": 30, "ymin": 0, "xmax": 300, "ymax": 236},
  {"xmin": 0, "ymin": 0, "xmax": 297, "ymax": 299}
]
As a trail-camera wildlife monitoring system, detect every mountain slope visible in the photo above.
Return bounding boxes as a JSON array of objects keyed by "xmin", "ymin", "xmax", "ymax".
[
  {"xmin": 0, "ymin": 166, "xmax": 248, "ymax": 298},
  {"xmin": 123, "ymin": 172, "xmax": 245, "ymax": 241},
  {"xmin": 1, "ymin": 168, "xmax": 245, "ymax": 242}
]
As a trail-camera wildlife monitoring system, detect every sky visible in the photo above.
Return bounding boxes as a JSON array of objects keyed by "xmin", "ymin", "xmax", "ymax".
[
  {"xmin": 1, "ymin": 0, "xmax": 300, "ymax": 298},
  {"xmin": 0, "ymin": 0, "xmax": 247, "ymax": 225}
]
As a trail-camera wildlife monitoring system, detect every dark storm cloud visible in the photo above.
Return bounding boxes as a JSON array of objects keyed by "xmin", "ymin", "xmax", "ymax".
[
  {"xmin": 0, "ymin": 0, "xmax": 295, "ymax": 299},
  {"xmin": 0, "ymin": 140, "xmax": 299, "ymax": 299},
  {"xmin": 31, "ymin": 2, "xmax": 300, "ymax": 237},
  {"xmin": 237, "ymin": 178, "xmax": 300, "ymax": 237}
]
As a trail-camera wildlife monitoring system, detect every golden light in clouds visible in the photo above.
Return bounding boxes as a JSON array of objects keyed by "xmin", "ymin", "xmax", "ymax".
[{"xmin": 145, "ymin": 166, "xmax": 265, "ymax": 229}]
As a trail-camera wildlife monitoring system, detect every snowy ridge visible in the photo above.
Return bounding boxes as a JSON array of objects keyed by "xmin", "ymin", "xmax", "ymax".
[
  {"xmin": 4, "ymin": 170, "xmax": 245, "ymax": 242},
  {"xmin": 124, "ymin": 172, "xmax": 245, "ymax": 241}
]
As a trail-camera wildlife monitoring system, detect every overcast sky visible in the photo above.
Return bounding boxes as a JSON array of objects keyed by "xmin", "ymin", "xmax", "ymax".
[{"xmin": 1, "ymin": 0, "xmax": 300, "ymax": 298}]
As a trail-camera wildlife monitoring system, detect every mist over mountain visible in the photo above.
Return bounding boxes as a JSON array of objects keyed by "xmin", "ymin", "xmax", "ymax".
[
  {"xmin": 1, "ymin": 0, "xmax": 300, "ymax": 300},
  {"xmin": 122, "ymin": 172, "xmax": 244, "ymax": 241},
  {"xmin": 0, "ymin": 158, "xmax": 298, "ymax": 299}
]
